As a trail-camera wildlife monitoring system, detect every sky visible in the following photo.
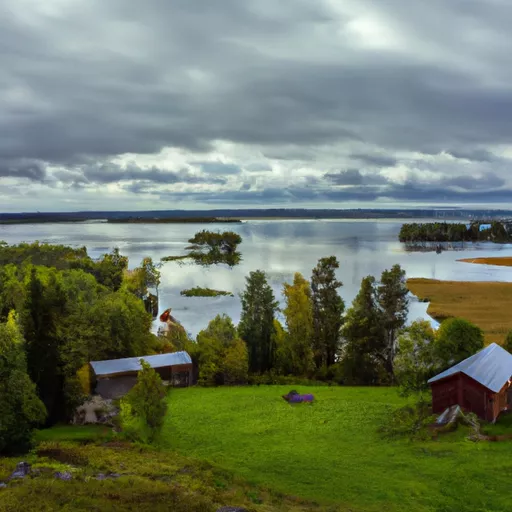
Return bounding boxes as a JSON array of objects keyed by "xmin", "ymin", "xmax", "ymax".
[{"xmin": 2, "ymin": 0, "xmax": 512, "ymax": 212}]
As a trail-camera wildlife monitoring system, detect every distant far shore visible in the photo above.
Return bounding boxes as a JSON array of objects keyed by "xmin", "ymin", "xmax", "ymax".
[{"xmin": 1, "ymin": 208, "xmax": 512, "ymax": 224}]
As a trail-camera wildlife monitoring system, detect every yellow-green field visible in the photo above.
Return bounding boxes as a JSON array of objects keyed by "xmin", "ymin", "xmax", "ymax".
[
  {"xmin": 458, "ymin": 256, "xmax": 512, "ymax": 267},
  {"xmin": 407, "ymin": 278, "xmax": 512, "ymax": 343}
]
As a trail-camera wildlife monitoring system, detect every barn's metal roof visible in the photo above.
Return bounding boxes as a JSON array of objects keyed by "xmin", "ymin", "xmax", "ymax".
[
  {"xmin": 90, "ymin": 351, "xmax": 192, "ymax": 377},
  {"xmin": 428, "ymin": 343, "xmax": 512, "ymax": 392}
]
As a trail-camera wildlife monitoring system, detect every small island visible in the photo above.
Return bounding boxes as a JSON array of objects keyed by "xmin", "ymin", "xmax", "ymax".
[
  {"xmin": 399, "ymin": 221, "xmax": 512, "ymax": 248},
  {"xmin": 180, "ymin": 287, "xmax": 234, "ymax": 297}
]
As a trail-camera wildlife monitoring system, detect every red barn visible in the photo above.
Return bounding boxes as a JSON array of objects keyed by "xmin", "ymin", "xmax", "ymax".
[{"xmin": 428, "ymin": 343, "xmax": 512, "ymax": 423}]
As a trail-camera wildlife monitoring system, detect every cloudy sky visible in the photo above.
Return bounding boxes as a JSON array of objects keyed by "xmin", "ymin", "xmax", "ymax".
[{"xmin": 2, "ymin": 0, "xmax": 512, "ymax": 212}]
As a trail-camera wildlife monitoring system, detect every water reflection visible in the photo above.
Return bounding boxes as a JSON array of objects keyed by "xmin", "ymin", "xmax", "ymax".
[{"xmin": 2, "ymin": 220, "xmax": 512, "ymax": 336}]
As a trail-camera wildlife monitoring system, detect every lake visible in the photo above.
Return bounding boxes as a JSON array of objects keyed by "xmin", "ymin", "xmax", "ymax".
[{"xmin": 2, "ymin": 219, "xmax": 512, "ymax": 336}]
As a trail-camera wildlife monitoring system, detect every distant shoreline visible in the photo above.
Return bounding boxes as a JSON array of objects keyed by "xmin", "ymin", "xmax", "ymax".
[{"xmin": 1, "ymin": 208, "xmax": 512, "ymax": 224}]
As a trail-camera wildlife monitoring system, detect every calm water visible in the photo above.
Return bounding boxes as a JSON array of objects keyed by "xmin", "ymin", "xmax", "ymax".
[{"xmin": 2, "ymin": 219, "xmax": 512, "ymax": 336}]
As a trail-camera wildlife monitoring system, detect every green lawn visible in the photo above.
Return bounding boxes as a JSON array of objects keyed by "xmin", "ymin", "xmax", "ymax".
[
  {"xmin": 159, "ymin": 386, "xmax": 512, "ymax": 512},
  {"xmin": 34, "ymin": 424, "xmax": 111, "ymax": 443}
]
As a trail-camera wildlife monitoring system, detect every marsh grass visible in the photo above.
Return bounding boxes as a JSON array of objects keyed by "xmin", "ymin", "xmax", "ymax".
[
  {"xmin": 407, "ymin": 278, "xmax": 512, "ymax": 343},
  {"xmin": 458, "ymin": 257, "xmax": 512, "ymax": 267}
]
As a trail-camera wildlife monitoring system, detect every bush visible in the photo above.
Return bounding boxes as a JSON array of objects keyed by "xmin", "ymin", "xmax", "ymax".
[
  {"xmin": 435, "ymin": 318, "xmax": 484, "ymax": 367},
  {"xmin": 379, "ymin": 400, "xmax": 436, "ymax": 441},
  {"xmin": 123, "ymin": 360, "xmax": 167, "ymax": 441}
]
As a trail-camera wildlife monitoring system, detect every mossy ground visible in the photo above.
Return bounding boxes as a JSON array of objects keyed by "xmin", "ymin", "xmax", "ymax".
[{"xmin": 0, "ymin": 436, "xmax": 323, "ymax": 512}]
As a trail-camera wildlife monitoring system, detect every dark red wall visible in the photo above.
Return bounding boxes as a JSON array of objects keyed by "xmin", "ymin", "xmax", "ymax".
[{"xmin": 431, "ymin": 373, "xmax": 501, "ymax": 422}]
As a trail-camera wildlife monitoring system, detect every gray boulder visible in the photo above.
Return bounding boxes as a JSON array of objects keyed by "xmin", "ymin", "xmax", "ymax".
[
  {"xmin": 54, "ymin": 471, "xmax": 73, "ymax": 481},
  {"xmin": 10, "ymin": 462, "xmax": 31, "ymax": 479}
]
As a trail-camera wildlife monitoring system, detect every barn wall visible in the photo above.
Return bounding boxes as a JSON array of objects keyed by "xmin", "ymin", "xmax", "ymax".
[
  {"xmin": 431, "ymin": 373, "xmax": 505, "ymax": 422},
  {"xmin": 94, "ymin": 363, "xmax": 194, "ymax": 398}
]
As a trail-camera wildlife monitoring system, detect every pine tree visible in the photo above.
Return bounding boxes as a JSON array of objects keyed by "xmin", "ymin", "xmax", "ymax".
[
  {"xmin": 341, "ymin": 276, "xmax": 386, "ymax": 384},
  {"xmin": 311, "ymin": 257, "xmax": 344, "ymax": 368},
  {"xmin": 377, "ymin": 264, "xmax": 409, "ymax": 376},
  {"xmin": 239, "ymin": 270, "xmax": 278, "ymax": 374}
]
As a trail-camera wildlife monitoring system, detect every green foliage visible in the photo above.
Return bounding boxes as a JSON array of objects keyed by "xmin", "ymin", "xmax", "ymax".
[
  {"xmin": 239, "ymin": 270, "xmax": 278, "ymax": 374},
  {"xmin": 435, "ymin": 317, "xmax": 484, "ymax": 367},
  {"xmin": 399, "ymin": 221, "xmax": 512, "ymax": 244},
  {"xmin": 0, "ymin": 311, "xmax": 47, "ymax": 454},
  {"xmin": 282, "ymin": 273, "xmax": 315, "ymax": 376},
  {"xmin": 311, "ymin": 256, "xmax": 344, "ymax": 368},
  {"xmin": 378, "ymin": 400, "xmax": 436, "ymax": 441},
  {"xmin": 196, "ymin": 314, "xmax": 248, "ymax": 385},
  {"xmin": 123, "ymin": 257, "xmax": 161, "ymax": 301},
  {"xmin": 341, "ymin": 276, "xmax": 386, "ymax": 385},
  {"xmin": 88, "ymin": 290, "xmax": 156, "ymax": 360},
  {"xmin": 394, "ymin": 320, "xmax": 438, "ymax": 397},
  {"xmin": 0, "ymin": 241, "xmax": 160, "ymax": 425},
  {"xmin": 503, "ymin": 331, "xmax": 512, "ymax": 353},
  {"xmin": 180, "ymin": 287, "xmax": 234, "ymax": 297},
  {"xmin": 377, "ymin": 264, "xmax": 409, "ymax": 376},
  {"xmin": 162, "ymin": 230, "xmax": 243, "ymax": 267},
  {"xmin": 273, "ymin": 318, "xmax": 292, "ymax": 375},
  {"xmin": 124, "ymin": 361, "xmax": 167, "ymax": 439}
]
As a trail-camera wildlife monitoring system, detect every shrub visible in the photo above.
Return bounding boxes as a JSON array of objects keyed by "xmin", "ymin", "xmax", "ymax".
[{"xmin": 123, "ymin": 360, "xmax": 167, "ymax": 441}]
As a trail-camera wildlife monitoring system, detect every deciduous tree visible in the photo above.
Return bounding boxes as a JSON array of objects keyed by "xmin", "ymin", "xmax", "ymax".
[
  {"xmin": 0, "ymin": 311, "xmax": 46, "ymax": 454},
  {"xmin": 435, "ymin": 318, "xmax": 484, "ymax": 368},
  {"xmin": 394, "ymin": 320, "xmax": 438, "ymax": 397},
  {"xmin": 282, "ymin": 273, "xmax": 314, "ymax": 375}
]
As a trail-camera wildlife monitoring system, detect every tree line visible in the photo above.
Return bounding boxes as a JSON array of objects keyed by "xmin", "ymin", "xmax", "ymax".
[
  {"xmin": 164, "ymin": 258, "xmax": 412, "ymax": 387},
  {"xmin": 399, "ymin": 221, "xmax": 512, "ymax": 244}
]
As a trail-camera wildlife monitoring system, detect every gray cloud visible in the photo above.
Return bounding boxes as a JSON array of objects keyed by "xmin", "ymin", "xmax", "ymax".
[
  {"xmin": 351, "ymin": 154, "xmax": 398, "ymax": 168},
  {"xmin": 81, "ymin": 163, "xmax": 226, "ymax": 185},
  {"xmin": 2, "ymin": 0, "xmax": 512, "ymax": 208},
  {"xmin": 0, "ymin": 160, "xmax": 47, "ymax": 182},
  {"xmin": 192, "ymin": 162, "xmax": 241, "ymax": 175}
]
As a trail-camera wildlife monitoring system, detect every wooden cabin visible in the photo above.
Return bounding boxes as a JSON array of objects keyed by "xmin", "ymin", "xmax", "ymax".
[
  {"xmin": 90, "ymin": 351, "xmax": 193, "ymax": 399},
  {"xmin": 428, "ymin": 343, "xmax": 512, "ymax": 423}
]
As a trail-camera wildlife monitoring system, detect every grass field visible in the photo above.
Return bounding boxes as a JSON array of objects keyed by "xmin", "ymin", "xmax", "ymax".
[
  {"xmin": 458, "ymin": 256, "xmax": 512, "ymax": 267},
  {"xmin": 407, "ymin": 278, "xmax": 512, "ymax": 343},
  {"xmin": 159, "ymin": 386, "xmax": 512, "ymax": 512}
]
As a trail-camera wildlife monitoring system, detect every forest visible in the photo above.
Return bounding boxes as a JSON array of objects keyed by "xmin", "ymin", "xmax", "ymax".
[
  {"xmin": 398, "ymin": 221, "xmax": 512, "ymax": 244},
  {"xmin": 0, "ymin": 238, "xmax": 494, "ymax": 455}
]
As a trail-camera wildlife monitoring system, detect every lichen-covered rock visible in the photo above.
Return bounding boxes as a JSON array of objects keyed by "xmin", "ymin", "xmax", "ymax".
[
  {"xmin": 54, "ymin": 471, "xmax": 73, "ymax": 481},
  {"xmin": 10, "ymin": 462, "xmax": 31, "ymax": 479},
  {"xmin": 73, "ymin": 395, "xmax": 118, "ymax": 425},
  {"xmin": 216, "ymin": 507, "xmax": 249, "ymax": 512}
]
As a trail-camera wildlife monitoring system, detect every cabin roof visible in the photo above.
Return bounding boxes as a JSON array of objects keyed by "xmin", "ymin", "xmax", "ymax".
[
  {"xmin": 428, "ymin": 343, "xmax": 512, "ymax": 393},
  {"xmin": 90, "ymin": 351, "xmax": 192, "ymax": 377}
]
